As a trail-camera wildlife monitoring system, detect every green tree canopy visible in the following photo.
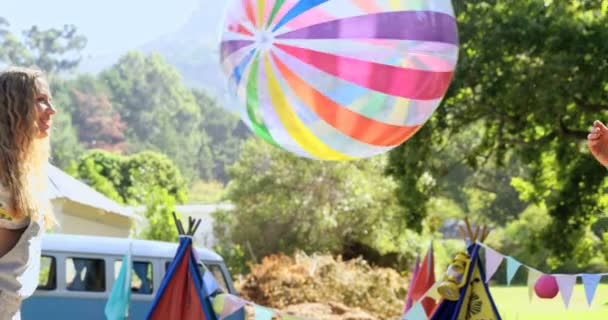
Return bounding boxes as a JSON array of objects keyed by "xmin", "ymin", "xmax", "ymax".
[
  {"xmin": 100, "ymin": 52, "xmax": 206, "ymax": 180},
  {"xmin": 388, "ymin": 0, "xmax": 608, "ymax": 261},
  {"xmin": 193, "ymin": 89, "xmax": 250, "ymax": 183},
  {"xmin": 215, "ymin": 138, "xmax": 406, "ymax": 263},
  {"xmin": 69, "ymin": 149, "xmax": 187, "ymax": 241},
  {"xmin": 0, "ymin": 18, "xmax": 86, "ymax": 73}
]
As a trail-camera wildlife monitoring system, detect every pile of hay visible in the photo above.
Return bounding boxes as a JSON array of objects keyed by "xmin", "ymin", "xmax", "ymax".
[{"xmin": 236, "ymin": 252, "xmax": 408, "ymax": 319}]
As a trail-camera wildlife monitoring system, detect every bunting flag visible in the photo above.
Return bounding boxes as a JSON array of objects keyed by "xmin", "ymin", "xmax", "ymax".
[
  {"xmin": 211, "ymin": 294, "xmax": 310, "ymax": 320},
  {"xmin": 224, "ymin": 307, "xmax": 246, "ymax": 320},
  {"xmin": 253, "ymin": 305, "xmax": 274, "ymax": 320},
  {"xmin": 104, "ymin": 244, "xmax": 132, "ymax": 320},
  {"xmin": 212, "ymin": 294, "xmax": 249, "ymax": 320},
  {"xmin": 505, "ymin": 256, "xmax": 522, "ymax": 285},
  {"xmin": 409, "ymin": 242, "xmax": 436, "ymax": 315},
  {"xmin": 403, "ymin": 301, "xmax": 428, "ymax": 320},
  {"xmin": 426, "ymin": 282, "xmax": 442, "ymax": 301},
  {"xmin": 212, "ymin": 295, "xmax": 226, "ymax": 315},
  {"xmin": 220, "ymin": 295, "xmax": 248, "ymax": 319},
  {"xmin": 526, "ymin": 269, "xmax": 542, "ymax": 302},
  {"xmin": 554, "ymin": 274, "xmax": 577, "ymax": 308},
  {"xmin": 477, "ymin": 242, "xmax": 608, "ymax": 309},
  {"xmin": 404, "ymin": 253, "xmax": 421, "ymax": 312},
  {"xmin": 581, "ymin": 274, "xmax": 603, "ymax": 307},
  {"xmin": 484, "ymin": 246, "xmax": 504, "ymax": 283}
]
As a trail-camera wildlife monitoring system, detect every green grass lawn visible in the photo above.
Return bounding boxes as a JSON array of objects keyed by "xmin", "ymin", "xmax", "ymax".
[{"xmin": 491, "ymin": 284, "xmax": 608, "ymax": 320}]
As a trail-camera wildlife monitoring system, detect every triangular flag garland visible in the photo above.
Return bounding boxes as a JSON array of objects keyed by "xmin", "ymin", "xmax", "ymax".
[
  {"xmin": 219, "ymin": 295, "xmax": 248, "ymax": 319},
  {"xmin": 211, "ymin": 294, "xmax": 310, "ymax": 320},
  {"xmin": 404, "ymin": 253, "xmax": 421, "ymax": 312},
  {"xmin": 223, "ymin": 307, "xmax": 246, "ymax": 320},
  {"xmin": 526, "ymin": 269, "xmax": 542, "ymax": 302},
  {"xmin": 402, "ymin": 301, "xmax": 428, "ymax": 320},
  {"xmin": 484, "ymin": 246, "xmax": 504, "ymax": 283},
  {"xmin": 554, "ymin": 274, "xmax": 577, "ymax": 308},
  {"xmin": 253, "ymin": 305, "xmax": 274, "ymax": 320},
  {"xmin": 505, "ymin": 256, "xmax": 522, "ymax": 285},
  {"xmin": 581, "ymin": 274, "xmax": 603, "ymax": 307},
  {"xmin": 476, "ymin": 242, "xmax": 608, "ymax": 309},
  {"xmin": 208, "ymin": 240, "xmax": 607, "ymax": 319}
]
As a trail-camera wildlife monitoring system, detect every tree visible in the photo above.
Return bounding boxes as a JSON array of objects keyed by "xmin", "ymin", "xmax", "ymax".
[
  {"xmin": 48, "ymin": 77, "xmax": 86, "ymax": 169},
  {"xmin": 387, "ymin": 0, "xmax": 608, "ymax": 261},
  {"xmin": 69, "ymin": 150, "xmax": 188, "ymax": 241},
  {"xmin": 193, "ymin": 89, "xmax": 249, "ymax": 183},
  {"xmin": 215, "ymin": 138, "xmax": 407, "ymax": 264},
  {"xmin": 0, "ymin": 18, "xmax": 86, "ymax": 73},
  {"xmin": 101, "ymin": 52, "xmax": 207, "ymax": 179},
  {"xmin": 71, "ymin": 90, "xmax": 127, "ymax": 152}
]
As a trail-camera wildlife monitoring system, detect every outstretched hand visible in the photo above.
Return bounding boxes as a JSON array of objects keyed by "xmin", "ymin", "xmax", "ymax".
[{"xmin": 588, "ymin": 120, "xmax": 608, "ymax": 167}]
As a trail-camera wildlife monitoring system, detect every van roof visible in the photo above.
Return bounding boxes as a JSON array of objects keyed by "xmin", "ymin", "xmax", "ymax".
[{"xmin": 42, "ymin": 233, "xmax": 223, "ymax": 262}]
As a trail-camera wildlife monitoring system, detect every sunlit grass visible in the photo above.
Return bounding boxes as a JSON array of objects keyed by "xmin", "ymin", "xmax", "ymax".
[{"xmin": 491, "ymin": 284, "xmax": 608, "ymax": 320}]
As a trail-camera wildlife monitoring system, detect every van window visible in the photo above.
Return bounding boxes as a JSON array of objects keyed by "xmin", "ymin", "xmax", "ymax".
[
  {"xmin": 114, "ymin": 260, "xmax": 154, "ymax": 294},
  {"xmin": 66, "ymin": 257, "xmax": 105, "ymax": 292},
  {"xmin": 37, "ymin": 255, "xmax": 56, "ymax": 290},
  {"xmin": 206, "ymin": 264, "xmax": 229, "ymax": 293}
]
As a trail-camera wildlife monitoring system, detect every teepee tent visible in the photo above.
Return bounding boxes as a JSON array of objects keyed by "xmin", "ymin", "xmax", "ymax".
[
  {"xmin": 146, "ymin": 214, "xmax": 218, "ymax": 320},
  {"xmin": 403, "ymin": 219, "xmax": 501, "ymax": 320},
  {"xmin": 429, "ymin": 243, "xmax": 501, "ymax": 320}
]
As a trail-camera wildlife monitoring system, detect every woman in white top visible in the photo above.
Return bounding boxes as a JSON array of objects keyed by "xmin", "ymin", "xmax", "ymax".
[
  {"xmin": 588, "ymin": 120, "xmax": 608, "ymax": 167},
  {"xmin": 0, "ymin": 67, "xmax": 57, "ymax": 319}
]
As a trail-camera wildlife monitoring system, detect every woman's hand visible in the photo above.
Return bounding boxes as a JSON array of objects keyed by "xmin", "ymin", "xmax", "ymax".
[{"xmin": 588, "ymin": 120, "xmax": 608, "ymax": 167}]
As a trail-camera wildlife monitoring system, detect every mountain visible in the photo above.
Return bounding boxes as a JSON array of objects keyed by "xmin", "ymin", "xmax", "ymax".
[{"xmin": 139, "ymin": 1, "xmax": 227, "ymax": 98}]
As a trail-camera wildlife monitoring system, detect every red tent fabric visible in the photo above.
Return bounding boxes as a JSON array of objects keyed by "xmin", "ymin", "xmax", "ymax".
[
  {"xmin": 409, "ymin": 242, "xmax": 436, "ymax": 315},
  {"xmin": 146, "ymin": 237, "xmax": 217, "ymax": 320}
]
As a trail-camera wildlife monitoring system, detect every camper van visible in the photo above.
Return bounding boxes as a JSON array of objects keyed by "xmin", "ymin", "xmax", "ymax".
[{"xmin": 21, "ymin": 233, "xmax": 236, "ymax": 319}]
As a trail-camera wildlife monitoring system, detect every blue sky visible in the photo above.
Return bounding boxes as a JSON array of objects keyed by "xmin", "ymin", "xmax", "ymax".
[{"xmin": 2, "ymin": 0, "xmax": 200, "ymax": 55}]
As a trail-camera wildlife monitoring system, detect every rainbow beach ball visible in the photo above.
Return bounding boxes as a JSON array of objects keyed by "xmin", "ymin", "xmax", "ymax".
[{"xmin": 219, "ymin": 0, "xmax": 459, "ymax": 160}]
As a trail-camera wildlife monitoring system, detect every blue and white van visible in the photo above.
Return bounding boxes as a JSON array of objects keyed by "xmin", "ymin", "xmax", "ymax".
[{"xmin": 21, "ymin": 233, "xmax": 236, "ymax": 319}]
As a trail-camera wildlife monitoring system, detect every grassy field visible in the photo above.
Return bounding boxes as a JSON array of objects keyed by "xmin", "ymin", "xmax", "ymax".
[{"xmin": 491, "ymin": 284, "xmax": 608, "ymax": 320}]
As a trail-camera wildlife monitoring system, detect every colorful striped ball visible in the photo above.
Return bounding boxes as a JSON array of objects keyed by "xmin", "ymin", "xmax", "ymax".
[{"xmin": 220, "ymin": 0, "xmax": 459, "ymax": 160}]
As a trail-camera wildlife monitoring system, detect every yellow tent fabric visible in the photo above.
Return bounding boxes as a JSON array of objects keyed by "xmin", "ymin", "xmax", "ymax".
[{"xmin": 429, "ymin": 244, "xmax": 501, "ymax": 320}]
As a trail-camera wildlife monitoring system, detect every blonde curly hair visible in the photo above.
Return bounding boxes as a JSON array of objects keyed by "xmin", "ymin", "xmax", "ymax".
[{"xmin": 0, "ymin": 67, "xmax": 54, "ymax": 227}]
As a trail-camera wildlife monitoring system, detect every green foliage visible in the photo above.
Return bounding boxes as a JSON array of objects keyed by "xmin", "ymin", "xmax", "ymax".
[
  {"xmin": 122, "ymin": 151, "xmax": 188, "ymax": 205},
  {"xmin": 388, "ymin": 0, "xmax": 608, "ymax": 262},
  {"xmin": 101, "ymin": 51, "xmax": 205, "ymax": 180},
  {"xmin": 48, "ymin": 77, "xmax": 85, "ymax": 169},
  {"xmin": 213, "ymin": 244, "xmax": 248, "ymax": 276},
  {"xmin": 0, "ymin": 18, "xmax": 86, "ymax": 73},
  {"xmin": 215, "ymin": 138, "xmax": 403, "ymax": 262},
  {"xmin": 487, "ymin": 204, "xmax": 607, "ymax": 284},
  {"xmin": 70, "ymin": 149, "xmax": 187, "ymax": 205},
  {"xmin": 193, "ymin": 89, "xmax": 250, "ymax": 183},
  {"xmin": 138, "ymin": 186, "xmax": 179, "ymax": 242},
  {"xmin": 187, "ymin": 180, "xmax": 226, "ymax": 204},
  {"xmin": 69, "ymin": 150, "xmax": 187, "ymax": 241}
]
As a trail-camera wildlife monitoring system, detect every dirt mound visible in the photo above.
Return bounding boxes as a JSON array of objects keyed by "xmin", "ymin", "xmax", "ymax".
[{"xmin": 236, "ymin": 252, "xmax": 407, "ymax": 319}]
